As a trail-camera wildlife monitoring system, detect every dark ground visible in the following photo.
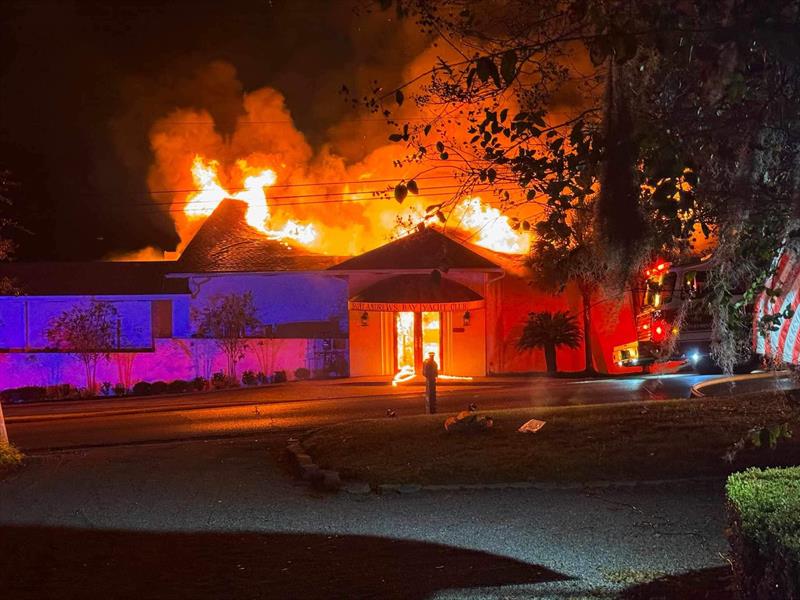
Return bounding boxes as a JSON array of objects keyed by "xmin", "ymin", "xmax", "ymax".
[{"xmin": 0, "ymin": 435, "xmax": 730, "ymax": 598}]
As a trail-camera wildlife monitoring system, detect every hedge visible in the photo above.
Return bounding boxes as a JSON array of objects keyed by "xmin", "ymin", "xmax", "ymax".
[{"xmin": 726, "ymin": 467, "xmax": 800, "ymax": 599}]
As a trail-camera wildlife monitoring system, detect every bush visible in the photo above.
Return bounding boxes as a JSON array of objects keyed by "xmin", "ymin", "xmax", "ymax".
[
  {"xmin": 167, "ymin": 379, "xmax": 190, "ymax": 394},
  {"xmin": 273, "ymin": 370, "xmax": 287, "ymax": 384},
  {"xmin": 46, "ymin": 384, "xmax": 74, "ymax": 400},
  {"xmin": 113, "ymin": 383, "xmax": 127, "ymax": 396},
  {"xmin": 150, "ymin": 381, "xmax": 168, "ymax": 395},
  {"xmin": 0, "ymin": 386, "xmax": 47, "ymax": 403},
  {"xmin": 100, "ymin": 382, "xmax": 113, "ymax": 397},
  {"xmin": 192, "ymin": 377, "xmax": 208, "ymax": 391},
  {"xmin": 256, "ymin": 372, "xmax": 268, "ymax": 385},
  {"xmin": 132, "ymin": 381, "xmax": 153, "ymax": 396},
  {"xmin": 211, "ymin": 371, "xmax": 227, "ymax": 389},
  {"xmin": 0, "ymin": 443, "xmax": 23, "ymax": 468},
  {"xmin": 294, "ymin": 367, "xmax": 310, "ymax": 380},
  {"xmin": 241, "ymin": 370, "xmax": 258, "ymax": 386},
  {"xmin": 726, "ymin": 467, "xmax": 800, "ymax": 599}
]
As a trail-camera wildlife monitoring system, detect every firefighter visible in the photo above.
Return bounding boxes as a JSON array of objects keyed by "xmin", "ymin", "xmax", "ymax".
[{"xmin": 422, "ymin": 351, "xmax": 438, "ymax": 414}]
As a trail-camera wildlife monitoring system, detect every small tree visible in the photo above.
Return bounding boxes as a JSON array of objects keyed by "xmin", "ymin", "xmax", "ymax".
[
  {"xmin": 518, "ymin": 311, "xmax": 582, "ymax": 375},
  {"xmin": 192, "ymin": 292, "xmax": 261, "ymax": 378},
  {"xmin": 46, "ymin": 301, "xmax": 119, "ymax": 394}
]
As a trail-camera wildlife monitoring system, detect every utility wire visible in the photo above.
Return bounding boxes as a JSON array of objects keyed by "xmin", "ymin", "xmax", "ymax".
[{"xmin": 110, "ymin": 188, "xmax": 542, "ymax": 214}]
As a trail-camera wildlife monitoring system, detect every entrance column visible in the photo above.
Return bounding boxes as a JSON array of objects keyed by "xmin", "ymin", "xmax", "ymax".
[{"xmin": 413, "ymin": 312, "xmax": 423, "ymax": 371}]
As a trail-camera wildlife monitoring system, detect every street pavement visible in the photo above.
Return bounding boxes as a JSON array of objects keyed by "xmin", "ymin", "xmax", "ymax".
[
  {"xmin": 5, "ymin": 374, "xmax": 716, "ymax": 451},
  {"xmin": 0, "ymin": 436, "xmax": 730, "ymax": 599}
]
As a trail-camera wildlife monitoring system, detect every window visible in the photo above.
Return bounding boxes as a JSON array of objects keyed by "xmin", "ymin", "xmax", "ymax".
[{"xmin": 151, "ymin": 300, "xmax": 173, "ymax": 338}]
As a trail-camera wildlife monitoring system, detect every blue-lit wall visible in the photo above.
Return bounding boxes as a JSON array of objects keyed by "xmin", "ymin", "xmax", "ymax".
[
  {"xmin": 0, "ymin": 272, "xmax": 349, "ymax": 391},
  {"xmin": 188, "ymin": 273, "xmax": 348, "ymax": 332},
  {"xmin": 0, "ymin": 297, "xmax": 155, "ymax": 351}
]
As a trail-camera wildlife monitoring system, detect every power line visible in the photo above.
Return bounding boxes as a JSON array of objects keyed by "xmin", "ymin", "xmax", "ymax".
[
  {"xmin": 76, "ymin": 174, "xmax": 462, "ymax": 197},
  {"xmin": 124, "ymin": 183, "xmax": 479, "ymax": 207},
  {"xmin": 110, "ymin": 188, "xmax": 541, "ymax": 215}
]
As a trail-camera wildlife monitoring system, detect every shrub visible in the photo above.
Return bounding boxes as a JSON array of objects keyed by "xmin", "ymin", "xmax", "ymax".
[
  {"xmin": 100, "ymin": 381, "xmax": 113, "ymax": 397},
  {"xmin": 0, "ymin": 386, "xmax": 47, "ymax": 403},
  {"xmin": 192, "ymin": 377, "xmax": 208, "ymax": 391},
  {"xmin": 113, "ymin": 383, "xmax": 127, "ymax": 396},
  {"xmin": 46, "ymin": 384, "xmax": 73, "ymax": 400},
  {"xmin": 167, "ymin": 380, "xmax": 190, "ymax": 394},
  {"xmin": 726, "ymin": 467, "xmax": 800, "ymax": 599},
  {"xmin": 211, "ymin": 371, "xmax": 227, "ymax": 389},
  {"xmin": 150, "ymin": 381, "xmax": 168, "ymax": 395},
  {"xmin": 294, "ymin": 367, "xmax": 311, "ymax": 380},
  {"xmin": 132, "ymin": 381, "xmax": 153, "ymax": 396},
  {"xmin": 273, "ymin": 370, "xmax": 287, "ymax": 384},
  {"xmin": 256, "ymin": 372, "xmax": 268, "ymax": 385},
  {"xmin": 241, "ymin": 370, "xmax": 258, "ymax": 386},
  {"xmin": 0, "ymin": 443, "xmax": 23, "ymax": 468}
]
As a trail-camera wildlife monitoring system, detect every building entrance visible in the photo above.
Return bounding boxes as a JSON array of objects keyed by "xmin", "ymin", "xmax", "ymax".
[{"xmin": 395, "ymin": 311, "xmax": 441, "ymax": 372}]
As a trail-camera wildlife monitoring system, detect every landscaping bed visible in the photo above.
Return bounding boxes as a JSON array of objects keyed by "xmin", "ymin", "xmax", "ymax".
[
  {"xmin": 726, "ymin": 466, "xmax": 800, "ymax": 599},
  {"xmin": 302, "ymin": 393, "xmax": 800, "ymax": 486}
]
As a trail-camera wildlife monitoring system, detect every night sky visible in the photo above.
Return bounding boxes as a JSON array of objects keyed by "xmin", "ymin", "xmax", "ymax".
[{"xmin": 0, "ymin": 0, "xmax": 425, "ymax": 260}]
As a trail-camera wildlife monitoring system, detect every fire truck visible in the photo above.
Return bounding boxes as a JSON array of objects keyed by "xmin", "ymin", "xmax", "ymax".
[{"xmin": 612, "ymin": 256, "xmax": 734, "ymax": 373}]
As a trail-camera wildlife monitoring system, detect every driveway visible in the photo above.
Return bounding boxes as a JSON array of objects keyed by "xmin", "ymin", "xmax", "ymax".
[{"xmin": 0, "ymin": 436, "xmax": 730, "ymax": 599}]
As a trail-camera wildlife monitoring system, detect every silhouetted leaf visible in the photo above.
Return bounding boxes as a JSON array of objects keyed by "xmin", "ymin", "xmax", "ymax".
[
  {"xmin": 500, "ymin": 50, "xmax": 517, "ymax": 84},
  {"xmin": 394, "ymin": 183, "xmax": 408, "ymax": 203}
]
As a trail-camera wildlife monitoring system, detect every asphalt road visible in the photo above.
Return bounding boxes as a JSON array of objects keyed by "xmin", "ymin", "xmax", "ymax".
[
  {"xmin": 0, "ymin": 436, "xmax": 730, "ymax": 599},
  {"xmin": 5, "ymin": 374, "xmax": 714, "ymax": 451}
]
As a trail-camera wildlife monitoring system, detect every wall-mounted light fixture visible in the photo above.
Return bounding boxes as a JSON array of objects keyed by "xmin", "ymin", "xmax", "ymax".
[
  {"xmin": 360, "ymin": 311, "xmax": 369, "ymax": 327},
  {"xmin": 463, "ymin": 311, "xmax": 471, "ymax": 327}
]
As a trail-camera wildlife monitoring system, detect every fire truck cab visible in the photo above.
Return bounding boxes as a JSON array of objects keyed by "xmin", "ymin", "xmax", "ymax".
[{"xmin": 613, "ymin": 256, "xmax": 720, "ymax": 372}]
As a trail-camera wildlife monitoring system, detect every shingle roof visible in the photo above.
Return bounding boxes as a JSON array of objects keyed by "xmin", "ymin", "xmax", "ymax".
[
  {"xmin": 328, "ymin": 227, "xmax": 501, "ymax": 271},
  {"xmin": 175, "ymin": 199, "xmax": 343, "ymax": 273},
  {"xmin": 0, "ymin": 261, "xmax": 189, "ymax": 296}
]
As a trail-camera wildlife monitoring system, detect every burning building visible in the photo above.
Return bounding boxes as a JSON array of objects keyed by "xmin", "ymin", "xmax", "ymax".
[{"xmin": 0, "ymin": 194, "xmax": 634, "ymax": 392}]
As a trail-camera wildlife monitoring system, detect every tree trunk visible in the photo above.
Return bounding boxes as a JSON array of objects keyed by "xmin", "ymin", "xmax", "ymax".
[
  {"xmin": 581, "ymin": 288, "xmax": 597, "ymax": 375},
  {"xmin": 544, "ymin": 344, "xmax": 557, "ymax": 374},
  {"xmin": 0, "ymin": 400, "xmax": 9, "ymax": 446}
]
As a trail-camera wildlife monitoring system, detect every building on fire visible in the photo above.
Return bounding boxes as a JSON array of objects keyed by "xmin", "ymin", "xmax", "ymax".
[{"xmin": 0, "ymin": 199, "xmax": 634, "ymax": 391}]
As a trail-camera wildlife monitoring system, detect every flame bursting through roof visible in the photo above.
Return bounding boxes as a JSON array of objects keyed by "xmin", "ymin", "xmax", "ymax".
[
  {"xmin": 185, "ymin": 155, "xmax": 317, "ymax": 245},
  {"xmin": 182, "ymin": 155, "xmax": 529, "ymax": 255}
]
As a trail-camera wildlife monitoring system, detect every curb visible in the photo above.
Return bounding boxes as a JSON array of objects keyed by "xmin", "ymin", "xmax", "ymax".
[
  {"xmin": 377, "ymin": 475, "xmax": 725, "ymax": 494},
  {"xmin": 285, "ymin": 437, "xmax": 344, "ymax": 493},
  {"xmin": 691, "ymin": 370, "xmax": 791, "ymax": 397}
]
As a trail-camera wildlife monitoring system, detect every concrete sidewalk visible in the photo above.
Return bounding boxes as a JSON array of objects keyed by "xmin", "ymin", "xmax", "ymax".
[{"xmin": 0, "ymin": 436, "xmax": 731, "ymax": 598}]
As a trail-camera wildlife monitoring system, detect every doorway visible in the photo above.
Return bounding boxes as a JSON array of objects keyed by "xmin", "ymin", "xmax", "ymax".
[{"xmin": 395, "ymin": 311, "xmax": 441, "ymax": 372}]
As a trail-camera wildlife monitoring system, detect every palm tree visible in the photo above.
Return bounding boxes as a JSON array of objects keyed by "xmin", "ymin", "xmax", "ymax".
[{"xmin": 518, "ymin": 311, "xmax": 582, "ymax": 374}]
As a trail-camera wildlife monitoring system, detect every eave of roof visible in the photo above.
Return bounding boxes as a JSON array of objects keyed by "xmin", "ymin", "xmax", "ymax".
[{"xmin": 0, "ymin": 261, "xmax": 189, "ymax": 296}]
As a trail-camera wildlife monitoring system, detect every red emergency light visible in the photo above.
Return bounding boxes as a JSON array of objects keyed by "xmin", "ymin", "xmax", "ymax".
[
  {"xmin": 644, "ymin": 260, "xmax": 670, "ymax": 279},
  {"xmin": 652, "ymin": 318, "xmax": 669, "ymax": 342}
]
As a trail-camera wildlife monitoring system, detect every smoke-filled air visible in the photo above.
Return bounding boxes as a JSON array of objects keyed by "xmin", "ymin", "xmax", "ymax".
[{"xmin": 144, "ymin": 61, "xmax": 531, "ymax": 258}]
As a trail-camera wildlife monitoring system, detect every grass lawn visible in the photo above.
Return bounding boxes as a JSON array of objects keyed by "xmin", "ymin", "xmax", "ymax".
[{"xmin": 302, "ymin": 393, "xmax": 800, "ymax": 486}]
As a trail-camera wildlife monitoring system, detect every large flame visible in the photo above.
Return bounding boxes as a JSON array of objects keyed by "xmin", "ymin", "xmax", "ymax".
[
  {"xmin": 450, "ymin": 197, "xmax": 529, "ymax": 254},
  {"xmin": 184, "ymin": 155, "xmax": 317, "ymax": 245}
]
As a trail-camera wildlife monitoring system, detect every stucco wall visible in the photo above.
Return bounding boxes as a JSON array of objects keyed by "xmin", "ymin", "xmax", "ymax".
[
  {"xmin": 189, "ymin": 273, "xmax": 348, "ymax": 331},
  {"xmin": 0, "ymin": 337, "xmax": 311, "ymax": 390},
  {"xmin": 487, "ymin": 273, "xmax": 638, "ymax": 375},
  {"xmin": 0, "ymin": 296, "xmax": 157, "ymax": 351}
]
